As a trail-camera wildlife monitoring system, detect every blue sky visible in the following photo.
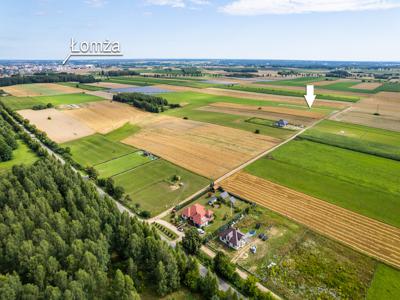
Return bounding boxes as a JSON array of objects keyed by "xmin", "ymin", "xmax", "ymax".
[{"xmin": 1, "ymin": 0, "xmax": 400, "ymax": 61}]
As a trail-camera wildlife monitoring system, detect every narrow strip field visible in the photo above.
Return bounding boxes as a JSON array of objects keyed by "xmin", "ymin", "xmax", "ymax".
[{"xmin": 221, "ymin": 171, "xmax": 400, "ymax": 269}]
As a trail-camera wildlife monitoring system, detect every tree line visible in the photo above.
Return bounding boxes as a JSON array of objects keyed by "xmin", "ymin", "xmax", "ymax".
[
  {"xmin": 113, "ymin": 92, "xmax": 179, "ymax": 113},
  {"xmin": 0, "ymin": 73, "xmax": 97, "ymax": 87},
  {"xmin": 0, "ymin": 112, "xmax": 18, "ymax": 161}
]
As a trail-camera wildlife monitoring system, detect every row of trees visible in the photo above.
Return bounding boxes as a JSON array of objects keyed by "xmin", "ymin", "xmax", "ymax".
[
  {"xmin": 0, "ymin": 73, "xmax": 97, "ymax": 87},
  {"xmin": 101, "ymin": 70, "xmax": 140, "ymax": 77},
  {"xmin": 0, "ymin": 112, "xmax": 18, "ymax": 161},
  {"xmin": 113, "ymin": 92, "xmax": 170, "ymax": 113}
]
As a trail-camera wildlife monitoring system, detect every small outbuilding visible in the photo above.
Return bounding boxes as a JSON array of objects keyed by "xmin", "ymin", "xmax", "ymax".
[{"xmin": 275, "ymin": 119, "xmax": 288, "ymax": 128}]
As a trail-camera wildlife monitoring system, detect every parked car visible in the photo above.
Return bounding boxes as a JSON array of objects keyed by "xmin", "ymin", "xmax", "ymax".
[{"xmin": 197, "ymin": 228, "xmax": 205, "ymax": 235}]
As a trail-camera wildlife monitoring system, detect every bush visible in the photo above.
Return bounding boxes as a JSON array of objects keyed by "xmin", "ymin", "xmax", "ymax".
[{"xmin": 139, "ymin": 210, "xmax": 151, "ymax": 218}]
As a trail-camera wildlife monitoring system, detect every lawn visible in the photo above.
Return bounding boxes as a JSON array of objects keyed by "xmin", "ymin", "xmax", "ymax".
[
  {"xmin": 159, "ymin": 91, "xmax": 328, "ymax": 139},
  {"xmin": 103, "ymin": 122, "xmax": 140, "ymax": 142},
  {"xmin": 245, "ymin": 139, "xmax": 400, "ymax": 227},
  {"xmin": 141, "ymin": 286, "xmax": 202, "ymax": 300},
  {"xmin": 62, "ymin": 134, "xmax": 136, "ymax": 167},
  {"xmin": 95, "ymin": 151, "xmax": 152, "ymax": 178},
  {"xmin": 367, "ymin": 264, "xmax": 400, "ymax": 300},
  {"xmin": 114, "ymin": 159, "xmax": 209, "ymax": 217},
  {"xmin": 256, "ymin": 76, "xmax": 326, "ymax": 86},
  {"xmin": 1, "ymin": 93, "xmax": 103, "ymax": 110},
  {"xmin": 222, "ymin": 85, "xmax": 360, "ymax": 102},
  {"xmin": 301, "ymin": 120, "xmax": 400, "ymax": 160},
  {"xmin": 0, "ymin": 141, "xmax": 37, "ymax": 175}
]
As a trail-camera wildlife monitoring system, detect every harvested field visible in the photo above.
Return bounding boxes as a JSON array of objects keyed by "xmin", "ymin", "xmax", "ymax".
[
  {"xmin": 221, "ymin": 171, "xmax": 400, "ymax": 269},
  {"xmin": 86, "ymin": 82, "xmax": 138, "ymax": 89},
  {"xmin": 63, "ymin": 101, "xmax": 151, "ymax": 134},
  {"xmin": 197, "ymin": 102, "xmax": 324, "ymax": 126},
  {"xmin": 18, "ymin": 108, "xmax": 95, "ymax": 143},
  {"xmin": 62, "ymin": 100, "xmax": 280, "ymax": 178},
  {"xmin": 2, "ymin": 83, "xmax": 83, "ymax": 97},
  {"xmin": 85, "ymin": 90, "xmax": 113, "ymax": 100},
  {"xmin": 332, "ymin": 92, "xmax": 400, "ymax": 131},
  {"xmin": 154, "ymin": 84, "xmax": 348, "ymax": 109},
  {"xmin": 351, "ymin": 82, "xmax": 383, "ymax": 90},
  {"xmin": 122, "ymin": 118, "xmax": 280, "ymax": 179},
  {"xmin": 312, "ymin": 79, "xmax": 346, "ymax": 86}
]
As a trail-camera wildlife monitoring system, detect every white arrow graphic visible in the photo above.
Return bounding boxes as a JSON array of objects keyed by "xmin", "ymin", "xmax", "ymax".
[{"xmin": 304, "ymin": 85, "xmax": 316, "ymax": 108}]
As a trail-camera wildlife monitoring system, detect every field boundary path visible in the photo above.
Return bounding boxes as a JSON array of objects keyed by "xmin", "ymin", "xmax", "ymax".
[{"xmin": 221, "ymin": 171, "xmax": 400, "ymax": 269}]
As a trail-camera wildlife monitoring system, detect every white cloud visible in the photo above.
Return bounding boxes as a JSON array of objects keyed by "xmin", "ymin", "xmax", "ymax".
[
  {"xmin": 145, "ymin": 0, "xmax": 209, "ymax": 8},
  {"xmin": 220, "ymin": 0, "xmax": 400, "ymax": 15},
  {"xmin": 85, "ymin": 0, "xmax": 107, "ymax": 8},
  {"xmin": 146, "ymin": 0, "xmax": 186, "ymax": 8}
]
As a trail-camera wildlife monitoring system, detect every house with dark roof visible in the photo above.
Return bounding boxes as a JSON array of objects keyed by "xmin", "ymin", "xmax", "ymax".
[
  {"xmin": 219, "ymin": 227, "xmax": 246, "ymax": 250},
  {"xmin": 181, "ymin": 203, "xmax": 213, "ymax": 228}
]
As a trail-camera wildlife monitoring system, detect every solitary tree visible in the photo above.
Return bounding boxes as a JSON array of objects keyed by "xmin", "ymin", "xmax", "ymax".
[{"xmin": 182, "ymin": 227, "xmax": 202, "ymax": 255}]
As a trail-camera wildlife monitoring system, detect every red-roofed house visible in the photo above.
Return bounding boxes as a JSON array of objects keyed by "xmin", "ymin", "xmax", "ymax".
[{"xmin": 181, "ymin": 203, "xmax": 213, "ymax": 228}]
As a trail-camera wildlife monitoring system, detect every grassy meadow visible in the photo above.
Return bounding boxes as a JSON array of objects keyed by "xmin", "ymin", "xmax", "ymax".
[
  {"xmin": 58, "ymin": 82, "xmax": 108, "ymax": 91},
  {"xmin": 367, "ymin": 264, "xmax": 400, "ymax": 300},
  {"xmin": 301, "ymin": 120, "xmax": 400, "ymax": 160},
  {"xmin": 0, "ymin": 141, "xmax": 37, "ymax": 175},
  {"xmin": 62, "ymin": 134, "xmax": 136, "ymax": 167},
  {"xmin": 245, "ymin": 139, "xmax": 400, "ymax": 227},
  {"xmin": 105, "ymin": 76, "xmax": 216, "ymax": 88},
  {"xmin": 114, "ymin": 159, "xmax": 209, "ymax": 217},
  {"xmin": 256, "ymin": 76, "xmax": 326, "ymax": 86}
]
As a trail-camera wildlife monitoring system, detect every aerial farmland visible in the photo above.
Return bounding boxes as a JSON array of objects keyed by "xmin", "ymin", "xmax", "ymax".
[{"xmin": 1, "ymin": 62, "xmax": 400, "ymax": 299}]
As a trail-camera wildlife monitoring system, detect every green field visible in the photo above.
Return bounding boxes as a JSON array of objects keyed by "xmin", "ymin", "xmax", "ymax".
[
  {"xmin": 105, "ymin": 76, "xmax": 216, "ymax": 88},
  {"xmin": 245, "ymin": 139, "xmax": 400, "ymax": 227},
  {"xmin": 301, "ymin": 120, "xmax": 400, "ymax": 160},
  {"xmin": 256, "ymin": 76, "xmax": 326, "ymax": 86},
  {"xmin": 62, "ymin": 134, "xmax": 136, "ymax": 167},
  {"xmin": 104, "ymin": 123, "xmax": 140, "ymax": 142},
  {"xmin": 5, "ymin": 83, "xmax": 78, "ymax": 96},
  {"xmin": 0, "ymin": 141, "xmax": 37, "ymax": 175},
  {"xmin": 222, "ymin": 85, "xmax": 360, "ymax": 102},
  {"xmin": 114, "ymin": 159, "xmax": 209, "ymax": 217},
  {"xmin": 376, "ymin": 82, "xmax": 400, "ymax": 92},
  {"xmin": 367, "ymin": 264, "xmax": 400, "ymax": 300},
  {"xmin": 321, "ymin": 81, "xmax": 378, "ymax": 94},
  {"xmin": 95, "ymin": 151, "xmax": 152, "ymax": 178},
  {"xmin": 58, "ymin": 82, "xmax": 108, "ymax": 91},
  {"xmin": 1, "ymin": 93, "xmax": 103, "ymax": 110},
  {"xmin": 159, "ymin": 91, "xmax": 330, "ymax": 139}
]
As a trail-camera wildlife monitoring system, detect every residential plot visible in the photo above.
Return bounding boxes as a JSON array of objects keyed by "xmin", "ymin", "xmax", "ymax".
[
  {"xmin": 114, "ymin": 159, "xmax": 209, "ymax": 217},
  {"xmin": 19, "ymin": 108, "xmax": 95, "ymax": 143},
  {"xmin": 2, "ymin": 83, "xmax": 84, "ymax": 97},
  {"xmin": 221, "ymin": 171, "xmax": 400, "ymax": 269}
]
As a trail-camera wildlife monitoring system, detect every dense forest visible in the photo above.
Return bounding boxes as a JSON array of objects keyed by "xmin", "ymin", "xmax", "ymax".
[
  {"xmin": 0, "ymin": 158, "xmax": 252, "ymax": 299},
  {"xmin": 0, "ymin": 73, "xmax": 97, "ymax": 87},
  {"xmin": 113, "ymin": 92, "xmax": 177, "ymax": 113},
  {"xmin": 101, "ymin": 70, "xmax": 140, "ymax": 77},
  {"xmin": 0, "ymin": 113, "xmax": 18, "ymax": 161}
]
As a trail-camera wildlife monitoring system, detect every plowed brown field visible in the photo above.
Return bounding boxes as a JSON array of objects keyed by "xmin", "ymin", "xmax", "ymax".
[{"xmin": 221, "ymin": 171, "xmax": 400, "ymax": 269}]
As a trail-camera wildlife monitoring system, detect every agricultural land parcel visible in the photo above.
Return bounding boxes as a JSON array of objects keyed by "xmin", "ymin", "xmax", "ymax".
[
  {"xmin": 104, "ymin": 76, "xmax": 217, "ymax": 88},
  {"xmin": 2, "ymin": 93, "xmax": 104, "ymax": 110},
  {"xmin": 59, "ymin": 100, "xmax": 281, "ymax": 179},
  {"xmin": 2, "ymin": 83, "xmax": 84, "ymax": 97},
  {"xmin": 159, "ymin": 91, "xmax": 331, "ymax": 139}
]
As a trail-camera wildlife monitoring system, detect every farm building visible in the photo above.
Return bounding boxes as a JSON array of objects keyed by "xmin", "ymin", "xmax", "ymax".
[
  {"xmin": 181, "ymin": 203, "xmax": 214, "ymax": 228},
  {"xmin": 220, "ymin": 191, "xmax": 230, "ymax": 200},
  {"xmin": 275, "ymin": 119, "xmax": 288, "ymax": 128},
  {"xmin": 219, "ymin": 227, "xmax": 246, "ymax": 250},
  {"xmin": 208, "ymin": 196, "xmax": 218, "ymax": 206}
]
